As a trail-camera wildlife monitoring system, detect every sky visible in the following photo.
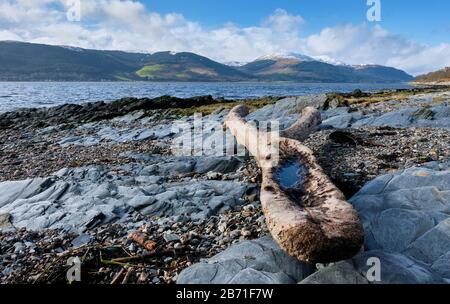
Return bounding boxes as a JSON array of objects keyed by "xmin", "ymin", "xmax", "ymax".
[{"xmin": 0, "ymin": 0, "xmax": 449, "ymax": 75}]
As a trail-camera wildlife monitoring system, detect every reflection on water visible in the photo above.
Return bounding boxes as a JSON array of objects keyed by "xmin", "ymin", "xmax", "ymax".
[
  {"xmin": 0, "ymin": 81, "xmax": 412, "ymax": 112},
  {"xmin": 276, "ymin": 161, "xmax": 308, "ymax": 189},
  {"xmin": 275, "ymin": 161, "xmax": 309, "ymax": 201}
]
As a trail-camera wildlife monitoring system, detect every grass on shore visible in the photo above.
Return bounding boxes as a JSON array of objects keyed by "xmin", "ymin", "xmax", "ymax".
[
  {"xmin": 327, "ymin": 85, "xmax": 450, "ymax": 108},
  {"xmin": 172, "ymin": 97, "xmax": 282, "ymax": 116}
]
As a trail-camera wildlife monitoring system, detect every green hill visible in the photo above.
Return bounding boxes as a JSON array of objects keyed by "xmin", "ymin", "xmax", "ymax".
[
  {"xmin": 0, "ymin": 41, "xmax": 148, "ymax": 81},
  {"xmin": 0, "ymin": 41, "xmax": 413, "ymax": 83},
  {"xmin": 135, "ymin": 51, "xmax": 250, "ymax": 81}
]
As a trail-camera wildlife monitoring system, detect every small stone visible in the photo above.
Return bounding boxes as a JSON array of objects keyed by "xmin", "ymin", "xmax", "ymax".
[
  {"xmin": 218, "ymin": 222, "xmax": 227, "ymax": 233},
  {"xmin": 163, "ymin": 233, "xmax": 180, "ymax": 243},
  {"xmin": 71, "ymin": 234, "xmax": 92, "ymax": 248},
  {"xmin": 230, "ymin": 230, "xmax": 241, "ymax": 238},
  {"xmin": 163, "ymin": 257, "xmax": 173, "ymax": 263},
  {"xmin": 138, "ymin": 272, "xmax": 149, "ymax": 282},
  {"xmin": 24, "ymin": 241, "xmax": 36, "ymax": 248},
  {"xmin": 190, "ymin": 239, "xmax": 200, "ymax": 245},
  {"xmin": 206, "ymin": 172, "xmax": 222, "ymax": 180},
  {"xmin": 0, "ymin": 214, "xmax": 12, "ymax": 229},
  {"xmin": 257, "ymin": 215, "xmax": 265, "ymax": 224},
  {"xmin": 243, "ymin": 204, "xmax": 255, "ymax": 212},
  {"xmin": 13, "ymin": 242, "xmax": 25, "ymax": 253},
  {"xmin": 246, "ymin": 194, "xmax": 258, "ymax": 202},
  {"xmin": 240, "ymin": 229, "xmax": 252, "ymax": 237},
  {"xmin": 128, "ymin": 243, "xmax": 136, "ymax": 252}
]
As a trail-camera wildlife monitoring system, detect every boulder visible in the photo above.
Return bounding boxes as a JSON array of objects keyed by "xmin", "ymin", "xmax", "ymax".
[
  {"xmin": 348, "ymin": 162, "xmax": 450, "ymax": 283},
  {"xmin": 177, "ymin": 236, "xmax": 314, "ymax": 284},
  {"xmin": 349, "ymin": 105, "xmax": 450, "ymax": 129}
]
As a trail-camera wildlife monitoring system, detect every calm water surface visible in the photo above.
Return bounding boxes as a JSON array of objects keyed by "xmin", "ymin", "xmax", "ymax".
[{"xmin": 0, "ymin": 82, "xmax": 412, "ymax": 112}]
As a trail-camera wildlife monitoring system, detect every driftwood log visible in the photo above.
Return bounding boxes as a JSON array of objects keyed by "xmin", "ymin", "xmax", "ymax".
[{"xmin": 224, "ymin": 105, "xmax": 364, "ymax": 264}]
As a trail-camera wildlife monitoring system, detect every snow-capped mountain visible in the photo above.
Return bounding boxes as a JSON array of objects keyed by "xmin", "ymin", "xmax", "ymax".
[
  {"xmin": 311, "ymin": 55, "xmax": 348, "ymax": 66},
  {"xmin": 223, "ymin": 61, "xmax": 248, "ymax": 67},
  {"xmin": 255, "ymin": 52, "xmax": 316, "ymax": 62},
  {"xmin": 239, "ymin": 52, "xmax": 413, "ymax": 83},
  {"xmin": 0, "ymin": 41, "xmax": 413, "ymax": 83},
  {"xmin": 253, "ymin": 52, "xmax": 352, "ymax": 66}
]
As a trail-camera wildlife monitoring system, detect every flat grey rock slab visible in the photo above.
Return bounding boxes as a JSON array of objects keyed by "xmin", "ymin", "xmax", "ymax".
[
  {"xmin": 247, "ymin": 95, "xmax": 326, "ymax": 129},
  {"xmin": 71, "ymin": 234, "xmax": 93, "ymax": 248},
  {"xmin": 322, "ymin": 105, "xmax": 450, "ymax": 129},
  {"xmin": 177, "ymin": 236, "xmax": 314, "ymax": 284},
  {"xmin": 348, "ymin": 162, "xmax": 450, "ymax": 282},
  {"xmin": 0, "ymin": 163, "xmax": 252, "ymax": 232},
  {"xmin": 352, "ymin": 250, "xmax": 445, "ymax": 284},
  {"xmin": 299, "ymin": 249, "xmax": 445, "ymax": 284},
  {"xmin": 299, "ymin": 261, "xmax": 368, "ymax": 284}
]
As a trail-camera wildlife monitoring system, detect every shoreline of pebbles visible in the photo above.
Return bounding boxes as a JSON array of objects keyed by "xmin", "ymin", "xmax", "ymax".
[{"xmin": 1, "ymin": 86, "xmax": 449, "ymax": 284}]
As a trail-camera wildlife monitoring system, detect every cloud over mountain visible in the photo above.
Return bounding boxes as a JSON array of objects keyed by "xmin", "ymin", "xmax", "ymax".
[{"xmin": 0, "ymin": 0, "xmax": 448, "ymax": 75}]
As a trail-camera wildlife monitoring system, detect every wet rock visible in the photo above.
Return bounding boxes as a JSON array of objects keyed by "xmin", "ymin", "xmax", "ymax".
[{"xmin": 0, "ymin": 95, "xmax": 219, "ymax": 131}]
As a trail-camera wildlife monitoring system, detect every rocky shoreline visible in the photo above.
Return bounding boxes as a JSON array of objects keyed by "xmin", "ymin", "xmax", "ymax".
[{"xmin": 0, "ymin": 86, "xmax": 449, "ymax": 284}]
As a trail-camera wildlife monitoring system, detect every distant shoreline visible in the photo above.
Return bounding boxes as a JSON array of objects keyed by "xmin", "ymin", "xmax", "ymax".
[
  {"xmin": 0, "ymin": 80, "xmax": 415, "ymax": 84},
  {"xmin": 0, "ymin": 82, "xmax": 416, "ymax": 113},
  {"xmin": 1, "ymin": 84, "xmax": 448, "ymax": 116},
  {"xmin": 411, "ymin": 81, "xmax": 450, "ymax": 86}
]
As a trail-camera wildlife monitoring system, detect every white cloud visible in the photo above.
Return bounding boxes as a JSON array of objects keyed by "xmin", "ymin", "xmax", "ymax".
[
  {"xmin": 0, "ymin": 0, "xmax": 448, "ymax": 75},
  {"xmin": 304, "ymin": 24, "xmax": 450, "ymax": 75}
]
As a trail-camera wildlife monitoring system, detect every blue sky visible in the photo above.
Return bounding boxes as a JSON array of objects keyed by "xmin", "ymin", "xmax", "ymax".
[
  {"xmin": 145, "ymin": 0, "xmax": 450, "ymax": 45},
  {"xmin": 0, "ymin": 0, "xmax": 449, "ymax": 75}
]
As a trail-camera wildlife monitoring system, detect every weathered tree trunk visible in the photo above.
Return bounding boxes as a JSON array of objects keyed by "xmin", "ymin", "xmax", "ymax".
[{"xmin": 225, "ymin": 105, "xmax": 364, "ymax": 264}]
